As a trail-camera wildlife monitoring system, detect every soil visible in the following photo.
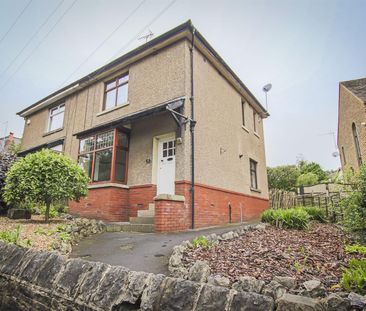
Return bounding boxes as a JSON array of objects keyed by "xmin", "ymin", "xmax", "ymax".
[
  {"xmin": 182, "ymin": 223, "xmax": 365, "ymax": 289},
  {"xmin": 0, "ymin": 215, "xmax": 71, "ymax": 252}
]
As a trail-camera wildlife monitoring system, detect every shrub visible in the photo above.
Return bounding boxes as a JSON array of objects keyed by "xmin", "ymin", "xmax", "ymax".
[
  {"xmin": 261, "ymin": 208, "xmax": 310, "ymax": 230},
  {"xmin": 192, "ymin": 236, "xmax": 210, "ymax": 249},
  {"xmin": 340, "ymin": 192, "xmax": 366, "ymax": 232},
  {"xmin": 302, "ymin": 206, "xmax": 326, "ymax": 223},
  {"xmin": 341, "ymin": 259, "xmax": 366, "ymax": 294},
  {"xmin": 0, "ymin": 152, "xmax": 17, "ymax": 214},
  {"xmin": 3, "ymin": 149, "xmax": 89, "ymax": 221},
  {"xmin": 345, "ymin": 244, "xmax": 366, "ymax": 255}
]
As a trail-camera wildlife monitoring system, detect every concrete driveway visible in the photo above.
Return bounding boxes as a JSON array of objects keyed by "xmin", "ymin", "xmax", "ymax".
[{"xmin": 70, "ymin": 222, "xmax": 256, "ymax": 275}]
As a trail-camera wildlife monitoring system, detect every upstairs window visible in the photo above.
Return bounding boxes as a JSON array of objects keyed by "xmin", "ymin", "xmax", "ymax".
[
  {"xmin": 250, "ymin": 159, "xmax": 258, "ymax": 189},
  {"xmin": 253, "ymin": 111, "xmax": 257, "ymax": 133},
  {"xmin": 78, "ymin": 129, "xmax": 129, "ymax": 183},
  {"xmin": 48, "ymin": 104, "xmax": 65, "ymax": 132},
  {"xmin": 241, "ymin": 100, "xmax": 246, "ymax": 127},
  {"xmin": 352, "ymin": 123, "xmax": 362, "ymax": 167},
  {"xmin": 104, "ymin": 73, "xmax": 129, "ymax": 110}
]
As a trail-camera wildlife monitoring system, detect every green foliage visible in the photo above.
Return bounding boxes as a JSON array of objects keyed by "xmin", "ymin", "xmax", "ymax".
[
  {"xmin": 0, "ymin": 151, "xmax": 17, "ymax": 213},
  {"xmin": 296, "ymin": 172, "xmax": 319, "ymax": 186},
  {"xmin": 0, "ymin": 224, "xmax": 21, "ymax": 244},
  {"xmin": 298, "ymin": 160, "xmax": 327, "ymax": 182},
  {"xmin": 345, "ymin": 244, "xmax": 366, "ymax": 255},
  {"xmin": 341, "ymin": 259, "xmax": 366, "ymax": 294},
  {"xmin": 267, "ymin": 165, "xmax": 300, "ymax": 191},
  {"xmin": 8, "ymin": 142, "xmax": 21, "ymax": 155},
  {"xmin": 3, "ymin": 149, "xmax": 88, "ymax": 221},
  {"xmin": 192, "ymin": 236, "xmax": 210, "ymax": 249},
  {"xmin": 261, "ymin": 208, "xmax": 310, "ymax": 230},
  {"xmin": 302, "ymin": 206, "xmax": 326, "ymax": 222},
  {"xmin": 339, "ymin": 189, "xmax": 366, "ymax": 232}
]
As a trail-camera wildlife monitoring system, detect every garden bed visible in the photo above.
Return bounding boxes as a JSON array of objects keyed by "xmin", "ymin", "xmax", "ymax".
[
  {"xmin": 0, "ymin": 215, "xmax": 105, "ymax": 255},
  {"xmin": 182, "ymin": 222, "xmax": 364, "ymax": 290}
]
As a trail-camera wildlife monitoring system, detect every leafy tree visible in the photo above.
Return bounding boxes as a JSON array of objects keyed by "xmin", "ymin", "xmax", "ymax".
[
  {"xmin": 267, "ymin": 165, "xmax": 300, "ymax": 191},
  {"xmin": 0, "ymin": 152, "xmax": 17, "ymax": 214},
  {"xmin": 296, "ymin": 172, "xmax": 319, "ymax": 186},
  {"xmin": 3, "ymin": 149, "xmax": 89, "ymax": 221},
  {"xmin": 298, "ymin": 160, "xmax": 327, "ymax": 182}
]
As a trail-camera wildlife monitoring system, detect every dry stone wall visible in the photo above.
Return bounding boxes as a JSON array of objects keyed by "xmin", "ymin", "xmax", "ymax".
[{"xmin": 0, "ymin": 242, "xmax": 274, "ymax": 311}]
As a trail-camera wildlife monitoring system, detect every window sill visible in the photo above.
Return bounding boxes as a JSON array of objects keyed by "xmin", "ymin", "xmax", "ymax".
[
  {"xmin": 250, "ymin": 187, "xmax": 261, "ymax": 193},
  {"xmin": 88, "ymin": 183, "xmax": 129, "ymax": 189},
  {"xmin": 43, "ymin": 127, "xmax": 63, "ymax": 137},
  {"xmin": 97, "ymin": 102, "xmax": 129, "ymax": 117},
  {"xmin": 254, "ymin": 132, "xmax": 260, "ymax": 139},
  {"xmin": 241, "ymin": 125, "xmax": 250, "ymax": 133}
]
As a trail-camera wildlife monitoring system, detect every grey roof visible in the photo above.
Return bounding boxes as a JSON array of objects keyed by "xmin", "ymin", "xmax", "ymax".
[{"xmin": 341, "ymin": 78, "xmax": 366, "ymax": 103}]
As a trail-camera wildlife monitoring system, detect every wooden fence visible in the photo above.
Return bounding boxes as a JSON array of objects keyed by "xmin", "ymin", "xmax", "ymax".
[{"xmin": 269, "ymin": 186, "xmax": 354, "ymax": 223}]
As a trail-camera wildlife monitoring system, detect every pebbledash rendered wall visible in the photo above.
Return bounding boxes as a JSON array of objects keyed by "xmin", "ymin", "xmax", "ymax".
[{"xmin": 0, "ymin": 242, "xmax": 275, "ymax": 311}]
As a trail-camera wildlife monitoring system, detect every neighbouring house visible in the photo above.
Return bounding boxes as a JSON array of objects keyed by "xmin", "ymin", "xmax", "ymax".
[
  {"xmin": 17, "ymin": 21, "xmax": 269, "ymax": 232},
  {"xmin": 0, "ymin": 132, "xmax": 21, "ymax": 152},
  {"xmin": 338, "ymin": 78, "xmax": 366, "ymax": 173}
]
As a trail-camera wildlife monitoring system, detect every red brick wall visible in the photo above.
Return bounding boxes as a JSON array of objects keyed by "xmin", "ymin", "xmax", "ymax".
[
  {"xmin": 69, "ymin": 187, "xmax": 129, "ymax": 222},
  {"xmin": 129, "ymin": 184, "xmax": 157, "ymax": 217},
  {"xmin": 175, "ymin": 181, "xmax": 269, "ymax": 229},
  {"xmin": 155, "ymin": 197, "xmax": 190, "ymax": 232},
  {"xmin": 69, "ymin": 184, "xmax": 156, "ymax": 222}
]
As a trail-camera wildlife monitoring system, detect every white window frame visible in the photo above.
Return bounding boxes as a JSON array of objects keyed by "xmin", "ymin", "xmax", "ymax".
[{"xmin": 48, "ymin": 103, "xmax": 65, "ymax": 132}]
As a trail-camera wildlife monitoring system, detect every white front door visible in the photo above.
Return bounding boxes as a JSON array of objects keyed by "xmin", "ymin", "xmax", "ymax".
[{"xmin": 157, "ymin": 138, "xmax": 176, "ymax": 195}]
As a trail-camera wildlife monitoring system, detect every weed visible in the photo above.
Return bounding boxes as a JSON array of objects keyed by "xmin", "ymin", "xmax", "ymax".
[
  {"xmin": 345, "ymin": 244, "xmax": 366, "ymax": 255},
  {"xmin": 341, "ymin": 259, "xmax": 366, "ymax": 294},
  {"xmin": 192, "ymin": 236, "xmax": 210, "ymax": 249}
]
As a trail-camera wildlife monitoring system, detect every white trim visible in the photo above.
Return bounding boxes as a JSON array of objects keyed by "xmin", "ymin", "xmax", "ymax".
[
  {"xmin": 96, "ymin": 102, "xmax": 129, "ymax": 117},
  {"xmin": 88, "ymin": 183, "xmax": 129, "ymax": 189}
]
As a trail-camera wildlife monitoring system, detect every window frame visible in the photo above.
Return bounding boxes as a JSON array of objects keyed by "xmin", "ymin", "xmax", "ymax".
[
  {"xmin": 249, "ymin": 159, "xmax": 258, "ymax": 190},
  {"xmin": 103, "ymin": 73, "xmax": 129, "ymax": 110},
  {"xmin": 47, "ymin": 103, "xmax": 65, "ymax": 132},
  {"xmin": 78, "ymin": 128, "xmax": 129, "ymax": 184},
  {"xmin": 352, "ymin": 123, "xmax": 362, "ymax": 167},
  {"xmin": 253, "ymin": 110, "xmax": 257, "ymax": 133},
  {"xmin": 241, "ymin": 100, "xmax": 246, "ymax": 127}
]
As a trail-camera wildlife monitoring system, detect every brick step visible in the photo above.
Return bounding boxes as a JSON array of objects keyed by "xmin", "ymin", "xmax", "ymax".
[
  {"xmin": 129, "ymin": 216, "xmax": 155, "ymax": 224},
  {"xmin": 105, "ymin": 223, "xmax": 154, "ymax": 233}
]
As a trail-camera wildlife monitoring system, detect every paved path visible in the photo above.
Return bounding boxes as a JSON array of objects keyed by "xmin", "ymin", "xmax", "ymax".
[{"xmin": 70, "ymin": 222, "xmax": 257, "ymax": 275}]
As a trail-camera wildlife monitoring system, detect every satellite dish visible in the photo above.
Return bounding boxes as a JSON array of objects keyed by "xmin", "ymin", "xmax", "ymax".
[
  {"xmin": 262, "ymin": 83, "xmax": 272, "ymax": 93},
  {"xmin": 332, "ymin": 151, "xmax": 339, "ymax": 157}
]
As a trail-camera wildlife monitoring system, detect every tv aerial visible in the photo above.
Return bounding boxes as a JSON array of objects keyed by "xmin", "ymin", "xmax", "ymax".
[{"xmin": 138, "ymin": 29, "xmax": 154, "ymax": 43}]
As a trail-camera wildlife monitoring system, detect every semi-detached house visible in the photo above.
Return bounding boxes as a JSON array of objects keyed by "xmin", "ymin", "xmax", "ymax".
[{"xmin": 17, "ymin": 21, "xmax": 269, "ymax": 232}]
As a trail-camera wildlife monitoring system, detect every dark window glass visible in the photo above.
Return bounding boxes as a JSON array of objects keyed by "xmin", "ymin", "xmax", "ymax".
[
  {"xmin": 115, "ymin": 149, "xmax": 127, "ymax": 182},
  {"xmin": 104, "ymin": 73, "xmax": 129, "ymax": 110},
  {"xmin": 352, "ymin": 123, "xmax": 362, "ymax": 167},
  {"xmin": 116, "ymin": 131, "xmax": 128, "ymax": 147},
  {"xmin": 78, "ymin": 154, "xmax": 93, "ymax": 178},
  {"xmin": 250, "ymin": 159, "xmax": 258, "ymax": 189},
  {"xmin": 241, "ymin": 101, "xmax": 246, "ymax": 126},
  {"xmin": 253, "ymin": 111, "xmax": 257, "ymax": 133},
  {"xmin": 93, "ymin": 149, "xmax": 112, "ymax": 182}
]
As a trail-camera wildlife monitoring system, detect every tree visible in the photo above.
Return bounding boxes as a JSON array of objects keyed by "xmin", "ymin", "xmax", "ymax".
[
  {"xmin": 296, "ymin": 172, "xmax": 319, "ymax": 186},
  {"xmin": 267, "ymin": 165, "xmax": 300, "ymax": 191},
  {"xmin": 298, "ymin": 160, "xmax": 327, "ymax": 182},
  {"xmin": 0, "ymin": 152, "xmax": 17, "ymax": 214},
  {"xmin": 3, "ymin": 149, "xmax": 89, "ymax": 221}
]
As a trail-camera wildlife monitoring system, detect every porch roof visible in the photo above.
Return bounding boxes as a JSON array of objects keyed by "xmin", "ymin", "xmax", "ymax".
[{"xmin": 74, "ymin": 97, "xmax": 185, "ymax": 138}]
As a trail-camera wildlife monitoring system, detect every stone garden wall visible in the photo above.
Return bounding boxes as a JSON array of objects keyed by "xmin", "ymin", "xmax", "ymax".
[{"xmin": 0, "ymin": 241, "xmax": 274, "ymax": 311}]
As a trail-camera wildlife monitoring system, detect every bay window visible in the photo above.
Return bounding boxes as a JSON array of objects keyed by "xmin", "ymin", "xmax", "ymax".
[{"xmin": 78, "ymin": 129, "xmax": 129, "ymax": 183}]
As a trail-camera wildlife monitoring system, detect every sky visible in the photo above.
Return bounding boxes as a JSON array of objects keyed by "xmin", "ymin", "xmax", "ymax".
[{"xmin": 0, "ymin": 0, "xmax": 365, "ymax": 170}]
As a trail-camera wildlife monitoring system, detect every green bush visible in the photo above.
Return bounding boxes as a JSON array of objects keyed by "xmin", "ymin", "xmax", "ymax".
[
  {"xmin": 0, "ymin": 152, "xmax": 17, "ymax": 214},
  {"xmin": 192, "ymin": 236, "xmax": 210, "ymax": 249},
  {"xmin": 345, "ymin": 244, "xmax": 366, "ymax": 255},
  {"xmin": 341, "ymin": 259, "xmax": 366, "ymax": 294},
  {"xmin": 3, "ymin": 149, "xmax": 88, "ymax": 221},
  {"xmin": 261, "ymin": 208, "xmax": 310, "ymax": 230},
  {"xmin": 302, "ymin": 206, "xmax": 326, "ymax": 222},
  {"xmin": 340, "ymin": 192, "xmax": 366, "ymax": 232}
]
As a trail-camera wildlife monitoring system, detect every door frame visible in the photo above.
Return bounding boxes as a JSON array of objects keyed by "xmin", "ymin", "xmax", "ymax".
[{"xmin": 152, "ymin": 132, "xmax": 176, "ymax": 186}]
